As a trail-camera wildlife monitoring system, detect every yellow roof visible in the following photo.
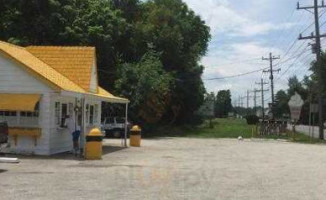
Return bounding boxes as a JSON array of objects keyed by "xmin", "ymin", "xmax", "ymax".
[
  {"xmin": 0, "ymin": 41, "xmax": 84, "ymax": 93},
  {"xmin": 26, "ymin": 46, "xmax": 95, "ymax": 92},
  {"xmin": 0, "ymin": 41, "xmax": 129, "ymax": 104},
  {"xmin": 95, "ymin": 87, "xmax": 129, "ymax": 103}
]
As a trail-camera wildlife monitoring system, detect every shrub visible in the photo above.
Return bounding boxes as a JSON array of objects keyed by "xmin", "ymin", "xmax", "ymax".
[{"xmin": 245, "ymin": 115, "xmax": 259, "ymax": 125}]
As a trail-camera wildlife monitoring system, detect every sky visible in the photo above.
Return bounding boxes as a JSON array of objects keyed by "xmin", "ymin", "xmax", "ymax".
[{"xmin": 183, "ymin": 0, "xmax": 326, "ymax": 107}]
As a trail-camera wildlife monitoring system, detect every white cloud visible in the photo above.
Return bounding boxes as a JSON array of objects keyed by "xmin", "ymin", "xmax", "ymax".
[
  {"xmin": 182, "ymin": 0, "xmax": 305, "ymax": 105},
  {"xmin": 183, "ymin": 0, "xmax": 294, "ymax": 37}
]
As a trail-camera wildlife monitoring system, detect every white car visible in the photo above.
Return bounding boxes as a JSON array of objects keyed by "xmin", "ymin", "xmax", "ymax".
[{"xmin": 101, "ymin": 117, "xmax": 132, "ymax": 138}]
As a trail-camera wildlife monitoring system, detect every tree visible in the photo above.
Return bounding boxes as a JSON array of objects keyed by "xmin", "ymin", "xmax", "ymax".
[
  {"xmin": 287, "ymin": 76, "xmax": 307, "ymax": 98},
  {"xmin": 215, "ymin": 90, "xmax": 232, "ymax": 118},
  {"xmin": 134, "ymin": 0, "xmax": 210, "ymax": 123},
  {"xmin": 0, "ymin": 0, "xmax": 211, "ymax": 125},
  {"xmin": 274, "ymin": 90, "xmax": 289, "ymax": 119},
  {"xmin": 115, "ymin": 52, "xmax": 173, "ymax": 124}
]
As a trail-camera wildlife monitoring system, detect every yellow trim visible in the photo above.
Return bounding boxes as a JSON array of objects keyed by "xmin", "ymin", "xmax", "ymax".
[
  {"xmin": 0, "ymin": 41, "xmax": 85, "ymax": 93},
  {"xmin": 9, "ymin": 127, "xmax": 41, "ymax": 146},
  {"xmin": 0, "ymin": 94, "xmax": 40, "ymax": 111}
]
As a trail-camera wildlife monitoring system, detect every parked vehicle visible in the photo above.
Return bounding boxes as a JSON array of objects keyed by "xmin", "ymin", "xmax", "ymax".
[
  {"xmin": 101, "ymin": 117, "xmax": 132, "ymax": 138},
  {"xmin": 0, "ymin": 121, "xmax": 8, "ymax": 144}
]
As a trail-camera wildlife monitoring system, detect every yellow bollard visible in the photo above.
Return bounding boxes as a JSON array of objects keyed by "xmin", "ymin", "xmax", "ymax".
[
  {"xmin": 130, "ymin": 125, "xmax": 141, "ymax": 147},
  {"xmin": 85, "ymin": 128, "xmax": 103, "ymax": 160}
]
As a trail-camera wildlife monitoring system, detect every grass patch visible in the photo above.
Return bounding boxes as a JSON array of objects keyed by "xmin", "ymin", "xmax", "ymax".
[
  {"xmin": 147, "ymin": 118, "xmax": 255, "ymax": 138},
  {"xmin": 147, "ymin": 118, "xmax": 326, "ymax": 144},
  {"xmin": 262, "ymin": 131, "xmax": 326, "ymax": 144}
]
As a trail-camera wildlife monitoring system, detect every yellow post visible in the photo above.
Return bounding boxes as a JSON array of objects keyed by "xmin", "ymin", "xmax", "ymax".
[
  {"xmin": 130, "ymin": 125, "xmax": 141, "ymax": 147},
  {"xmin": 85, "ymin": 128, "xmax": 103, "ymax": 160}
]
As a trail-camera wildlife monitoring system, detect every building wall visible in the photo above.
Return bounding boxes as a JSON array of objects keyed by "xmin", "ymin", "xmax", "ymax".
[
  {"xmin": 48, "ymin": 94, "xmax": 75, "ymax": 154},
  {"xmin": 0, "ymin": 53, "xmax": 50, "ymax": 93},
  {"xmin": 0, "ymin": 52, "xmax": 103, "ymax": 155},
  {"xmin": 0, "ymin": 53, "xmax": 54, "ymax": 155},
  {"xmin": 7, "ymin": 93, "xmax": 53, "ymax": 155},
  {"xmin": 48, "ymin": 94, "xmax": 102, "ymax": 155}
]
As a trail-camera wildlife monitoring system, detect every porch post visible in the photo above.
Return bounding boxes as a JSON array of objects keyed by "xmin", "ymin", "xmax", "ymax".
[
  {"xmin": 80, "ymin": 98, "xmax": 86, "ymax": 154},
  {"xmin": 124, "ymin": 103, "xmax": 128, "ymax": 147}
]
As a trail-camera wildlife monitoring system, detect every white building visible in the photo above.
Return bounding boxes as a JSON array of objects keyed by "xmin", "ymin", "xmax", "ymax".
[{"xmin": 0, "ymin": 41, "xmax": 129, "ymax": 155}]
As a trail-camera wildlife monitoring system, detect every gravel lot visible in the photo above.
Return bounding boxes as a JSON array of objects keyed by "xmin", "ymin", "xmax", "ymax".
[{"xmin": 1, "ymin": 138, "xmax": 326, "ymax": 200}]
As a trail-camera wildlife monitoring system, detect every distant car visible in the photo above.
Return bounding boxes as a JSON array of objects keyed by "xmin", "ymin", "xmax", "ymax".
[
  {"xmin": 0, "ymin": 121, "xmax": 8, "ymax": 154},
  {"xmin": 0, "ymin": 121, "xmax": 8, "ymax": 144},
  {"xmin": 101, "ymin": 117, "xmax": 132, "ymax": 138}
]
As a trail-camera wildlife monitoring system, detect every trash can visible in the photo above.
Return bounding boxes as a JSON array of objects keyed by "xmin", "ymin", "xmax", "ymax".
[
  {"xmin": 130, "ymin": 125, "xmax": 141, "ymax": 147},
  {"xmin": 85, "ymin": 128, "xmax": 103, "ymax": 160}
]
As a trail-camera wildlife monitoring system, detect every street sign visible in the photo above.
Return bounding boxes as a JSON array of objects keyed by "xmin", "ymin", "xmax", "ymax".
[{"xmin": 288, "ymin": 92, "xmax": 304, "ymax": 121}]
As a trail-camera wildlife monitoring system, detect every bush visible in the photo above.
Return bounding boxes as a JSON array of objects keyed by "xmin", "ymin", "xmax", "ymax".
[{"xmin": 245, "ymin": 115, "xmax": 259, "ymax": 125}]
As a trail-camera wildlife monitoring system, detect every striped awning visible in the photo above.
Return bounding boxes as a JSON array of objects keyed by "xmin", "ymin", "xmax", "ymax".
[{"xmin": 0, "ymin": 94, "xmax": 40, "ymax": 111}]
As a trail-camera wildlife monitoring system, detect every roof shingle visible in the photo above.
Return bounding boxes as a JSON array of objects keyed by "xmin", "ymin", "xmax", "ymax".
[{"xmin": 26, "ymin": 46, "xmax": 95, "ymax": 92}]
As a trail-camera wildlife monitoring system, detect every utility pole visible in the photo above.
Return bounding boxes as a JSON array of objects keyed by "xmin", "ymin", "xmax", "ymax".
[
  {"xmin": 245, "ymin": 90, "xmax": 254, "ymax": 115},
  {"xmin": 247, "ymin": 90, "xmax": 250, "ymax": 109},
  {"xmin": 297, "ymin": 0, "xmax": 326, "ymax": 139},
  {"xmin": 256, "ymin": 79, "xmax": 269, "ymax": 119},
  {"xmin": 252, "ymin": 89, "xmax": 260, "ymax": 115},
  {"xmin": 263, "ymin": 53, "xmax": 280, "ymax": 118},
  {"xmin": 245, "ymin": 90, "xmax": 254, "ymax": 109},
  {"xmin": 238, "ymin": 95, "xmax": 241, "ymax": 107}
]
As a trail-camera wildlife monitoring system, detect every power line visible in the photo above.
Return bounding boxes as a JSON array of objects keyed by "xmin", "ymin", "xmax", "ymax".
[
  {"xmin": 203, "ymin": 66, "xmax": 269, "ymax": 81},
  {"xmin": 204, "ymin": 58, "xmax": 262, "ymax": 69},
  {"xmin": 297, "ymin": 0, "xmax": 326, "ymax": 139},
  {"xmin": 276, "ymin": 44, "xmax": 311, "ymax": 81}
]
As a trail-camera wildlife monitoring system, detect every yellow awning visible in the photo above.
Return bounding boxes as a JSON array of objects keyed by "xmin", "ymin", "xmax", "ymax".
[{"xmin": 0, "ymin": 94, "xmax": 40, "ymax": 111}]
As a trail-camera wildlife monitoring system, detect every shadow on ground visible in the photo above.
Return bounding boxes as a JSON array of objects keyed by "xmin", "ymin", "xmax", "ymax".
[
  {"xmin": 2, "ymin": 144, "xmax": 127, "ymax": 161},
  {"xmin": 102, "ymin": 145, "xmax": 126, "ymax": 156}
]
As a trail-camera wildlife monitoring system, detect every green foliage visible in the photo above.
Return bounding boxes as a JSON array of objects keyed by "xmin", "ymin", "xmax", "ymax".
[
  {"xmin": 115, "ymin": 52, "xmax": 173, "ymax": 124},
  {"xmin": 274, "ymin": 90, "xmax": 289, "ymax": 119},
  {"xmin": 135, "ymin": 0, "xmax": 210, "ymax": 124},
  {"xmin": 215, "ymin": 90, "xmax": 232, "ymax": 118},
  {"xmin": 244, "ymin": 115, "xmax": 259, "ymax": 125},
  {"xmin": 146, "ymin": 118, "xmax": 255, "ymax": 138},
  {"xmin": 0, "ymin": 0, "xmax": 211, "ymax": 125}
]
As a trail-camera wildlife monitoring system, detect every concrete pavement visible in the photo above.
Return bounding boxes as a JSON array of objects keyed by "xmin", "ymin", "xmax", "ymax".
[{"xmin": 1, "ymin": 138, "xmax": 326, "ymax": 200}]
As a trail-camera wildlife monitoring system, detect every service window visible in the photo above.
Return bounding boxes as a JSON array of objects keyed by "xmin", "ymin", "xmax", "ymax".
[
  {"xmin": 68, "ymin": 103, "xmax": 74, "ymax": 117},
  {"xmin": 86, "ymin": 104, "xmax": 89, "ymax": 124},
  {"xmin": 61, "ymin": 103, "xmax": 68, "ymax": 127},
  {"xmin": 94, "ymin": 104, "xmax": 99, "ymax": 124},
  {"xmin": 55, "ymin": 102, "xmax": 60, "ymax": 125},
  {"xmin": 89, "ymin": 105, "xmax": 94, "ymax": 125}
]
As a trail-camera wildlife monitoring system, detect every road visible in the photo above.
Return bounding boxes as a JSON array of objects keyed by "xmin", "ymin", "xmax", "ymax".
[{"xmin": 1, "ymin": 138, "xmax": 326, "ymax": 200}]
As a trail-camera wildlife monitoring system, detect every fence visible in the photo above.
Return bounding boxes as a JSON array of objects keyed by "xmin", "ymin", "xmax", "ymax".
[{"xmin": 256, "ymin": 120, "xmax": 288, "ymax": 136}]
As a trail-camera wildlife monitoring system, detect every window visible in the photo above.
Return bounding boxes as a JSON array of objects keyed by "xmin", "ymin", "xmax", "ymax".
[
  {"xmin": 86, "ymin": 104, "xmax": 89, "ymax": 124},
  {"xmin": 20, "ymin": 111, "xmax": 38, "ymax": 117},
  {"xmin": 61, "ymin": 103, "xmax": 68, "ymax": 127},
  {"xmin": 69, "ymin": 103, "xmax": 74, "ymax": 116},
  {"xmin": 20, "ymin": 102, "xmax": 39, "ymax": 117},
  {"xmin": 94, "ymin": 104, "xmax": 98, "ymax": 124},
  {"xmin": 0, "ymin": 111, "xmax": 17, "ymax": 116},
  {"xmin": 55, "ymin": 102, "xmax": 60, "ymax": 125},
  {"xmin": 89, "ymin": 105, "xmax": 94, "ymax": 125}
]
